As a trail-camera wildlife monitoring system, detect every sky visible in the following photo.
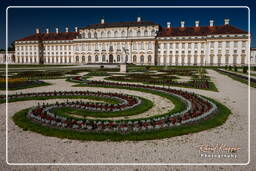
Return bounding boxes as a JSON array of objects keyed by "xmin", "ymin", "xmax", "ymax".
[{"xmin": 0, "ymin": 0, "xmax": 255, "ymax": 49}]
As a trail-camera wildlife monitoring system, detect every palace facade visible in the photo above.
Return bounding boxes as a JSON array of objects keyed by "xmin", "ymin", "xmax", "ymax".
[{"xmin": 14, "ymin": 17, "xmax": 250, "ymax": 66}]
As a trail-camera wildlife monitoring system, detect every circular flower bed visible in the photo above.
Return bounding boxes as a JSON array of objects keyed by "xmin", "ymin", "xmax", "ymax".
[{"xmin": 11, "ymin": 76, "xmax": 231, "ymax": 141}]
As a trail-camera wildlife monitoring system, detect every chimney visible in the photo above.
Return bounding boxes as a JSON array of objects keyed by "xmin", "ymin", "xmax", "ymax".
[
  {"xmin": 100, "ymin": 18, "xmax": 105, "ymax": 24},
  {"xmin": 36, "ymin": 28, "xmax": 40, "ymax": 34},
  {"xmin": 167, "ymin": 22, "xmax": 171, "ymax": 28},
  {"xmin": 46, "ymin": 28, "xmax": 49, "ymax": 34},
  {"xmin": 209, "ymin": 20, "xmax": 214, "ymax": 27},
  {"xmin": 75, "ymin": 27, "xmax": 78, "ymax": 32},
  {"xmin": 224, "ymin": 19, "xmax": 230, "ymax": 25},
  {"xmin": 137, "ymin": 16, "xmax": 141, "ymax": 22},
  {"xmin": 56, "ymin": 28, "xmax": 59, "ymax": 34},
  {"xmin": 195, "ymin": 21, "xmax": 199, "ymax": 27},
  {"xmin": 180, "ymin": 21, "xmax": 185, "ymax": 28},
  {"xmin": 65, "ymin": 27, "xmax": 69, "ymax": 32}
]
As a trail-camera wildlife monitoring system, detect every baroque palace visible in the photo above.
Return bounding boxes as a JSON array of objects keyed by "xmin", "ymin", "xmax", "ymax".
[{"xmin": 14, "ymin": 17, "xmax": 250, "ymax": 66}]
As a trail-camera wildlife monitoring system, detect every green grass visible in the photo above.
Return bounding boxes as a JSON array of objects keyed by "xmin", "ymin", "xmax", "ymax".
[
  {"xmin": 0, "ymin": 95, "xmax": 120, "ymax": 104},
  {"xmin": 50, "ymin": 97, "xmax": 153, "ymax": 118},
  {"xmin": 12, "ymin": 97, "xmax": 231, "ymax": 141},
  {"xmin": 104, "ymin": 76, "xmax": 218, "ymax": 92},
  {"xmin": 0, "ymin": 81, "xmax": 51, "ymax": 90}
]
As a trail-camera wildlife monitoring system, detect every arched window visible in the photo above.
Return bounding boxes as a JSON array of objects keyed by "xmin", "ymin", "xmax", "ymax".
[
  {"xmin": 95, "ymin": 55, "xmax": 99, "ymax": 62},
  {"xmin": 117, "ymin": 55, "xmax": 121, "ymax": 62},
  {"xmin": 137, "ymin": 30, "xmax": 141, "ymax": 37},
  {"xmin": 82, "ymin": 56, "xmax": 85, "ymax": 62},
  {"xmin": 128, "ymin": 30, "xmax": 133, "ymax": 37},
  {"xmin": 133, "ymin": 55, "xmax": 137, "ymax": 62},
  {"xmin": 94, "ymin": 32, "xmax": 97, "ymax": 38},
  {"xmin": 121, "ymin": 31, "xmax": 125, "ymax": 37},
  {"xmin": 144, "ymin": 30, "xmax": 148, "ymax": 36},
  {"xmin": 114, "ymin": 31, "xmax": 118, "ymax": 37},
  {"xmin": 102, "ymin": 55, "xmax": 106, "ymax": 62},
  {"xmin": 101, "ymin": 31, "xmax": 105, "ymax": 38},
  {"xmin": 88, "ymin": 32, "xmax": 91, "ymax": 38},
  {"xmin": 140, "ymin": 55, "xmax": 144, "ymax": 63},
  {"xmin": 148, "ymin": 55, "xmax": 152, "ymax": 62},
  {"xmin": 107, "ymin": 31, "xmax": 111, "ymax": 37},
  {"xmin": 88, "ymin": 56, "xmax": 91, "ymax": 63},
  {"xmin": 76, "ymin": 56, "xmax": 79, "ymax": 62},
  {"xmin": 151, "ymin": 29, "xmax": 155, "ymax": 36}
]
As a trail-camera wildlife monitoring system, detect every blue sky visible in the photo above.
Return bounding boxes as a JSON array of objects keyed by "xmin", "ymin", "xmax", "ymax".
[{"xmin": 0, "ymin": 0, "xmax": 255, "ymax": 49}]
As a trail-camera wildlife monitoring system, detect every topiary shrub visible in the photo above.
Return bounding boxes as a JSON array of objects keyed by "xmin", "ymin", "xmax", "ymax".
[
  {"xmin": 228, "ymin": 65, "xmax": 232, "ymax": 70},
  {"xmin": 225, "ymin": 65, "xmax": 228, "ymax": 70},
  {"xmin": 243, "ymin": 66, "xmax": 248, "ymax": 73},
  {"xmin": 234, "ymin": 65, "xmax": 238, "ymax": 72}
]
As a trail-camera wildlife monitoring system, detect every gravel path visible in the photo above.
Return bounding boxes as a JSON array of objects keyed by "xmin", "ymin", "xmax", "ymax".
[{"xmin": 0, "ymin": 69, "xmax": 255, "ymax": 171}]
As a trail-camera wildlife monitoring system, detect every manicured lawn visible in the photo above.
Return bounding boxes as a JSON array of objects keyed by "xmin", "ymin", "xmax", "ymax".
[
  {"xmin": 0, "ymin": 95, "xmax": 121, "ymax": 104},
  {"xmin": 50, "ymin": 96, "xmax": 153, "ymax": 118}
]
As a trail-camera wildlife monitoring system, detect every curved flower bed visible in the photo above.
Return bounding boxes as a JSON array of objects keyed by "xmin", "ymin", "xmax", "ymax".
[{"xmin": 20, "ymin": 77, "xmax": 218, "ymax": 134}]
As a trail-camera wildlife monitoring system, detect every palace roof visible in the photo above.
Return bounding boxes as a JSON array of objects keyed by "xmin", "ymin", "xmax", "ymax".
[
  {"xmin": 16, "ymin": 32, "xmax": 79, "ymax": 42},
  {"xmin": 82, "ymin": 21, "xmax": 159, "ymax": 29},
  {"xmin": 158, "ymin": 24, "xmax": 248, "ymax": 37}
]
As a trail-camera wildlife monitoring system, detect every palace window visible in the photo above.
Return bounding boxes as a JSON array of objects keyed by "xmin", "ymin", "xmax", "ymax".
[
  {"xmin": 194, "ymin": 43, "xmax": 198, "ymax": 48},
  {"xmin": 234, "ymin": 41, "xmax": 238, "ymax": 48},
  {"xmin": 164, "ymin": 43, "xmax": 167, "ymax": 49},
  {"xmin": 121, "ymin": 31, "xmax": 125, "ymax": 37},
  {"xmin": 148, "ymin": 55, "xmax": 152, "ymax": 62},
  {"xmin": 140, "ymin": 55, "xmax": 144, "ymax": 63},
  {"xmin": 133, "ymin": 43, "xmax": 137, "ymax": 50},
  {"xmin": 88, "ymin": 44, "xmax": 91, "ymax": 51},
  {"xmin": 242, "ymin": 50, "xmax": 246, "ymax": 53},
  {"xmin": 94, "ymin": 32, "xmax": 97, "ymax": 38},
  {"xmin": 133, "ymin": 55, "xmax": 137, "ymax": 62},
  {"xmin": 226, "ymin": 42, "xmax": 230, "ymax": 48},
  {"xmin": 234, "ymin": 50, "xmax": 237, "ymax": 54},
  {"xmin": 95, "ymin": 43, "xmax": 99, "ymax": 50},
  {"xmin": 88, "ymin": 56, "xmax": 92, "ymax": 63},
  {"xmin": 169, "ymin": 43, "xmax": 173, "ymax": 48},
  {"xmin": 210, "ymin": 42, "xmax": 214, "ymax": 48},
  {"xmin": 82, "ymin": 56, "xmax": 85, "ymax": 62},
  {"xmin": 101, "ymin": 31, "xmax": 105, "ymax": 38},
  {"xmin": 114, "ymin": 31, "xmax": 118, "ymax": 37},
  {"xmin": 151, "ymin": 29, "xmax": 155, "ymax": 36},
  {"xmin": 137, "ymin": 30, "xmax": 141, "ymax": 37},
  {"xmin": 102, "ymin": 55, "xmax": 106, "ymax": 62},
  {"xmin": 95, "ymin": 55, "xmax": 99, "ymax": 62},
  {"xmin": 182, "ymin": 43, "xmax": 185, "ymax": 49},
  {"xmin": 117, "ymin": 55, "xmax": 121, "ymax": 62},
  {"xmin": 87, "ymin": 32, "xmax": 91, "ymax": 38},
  {"xmin": 148, "ymin": 42, "xmax": 152, "ymax": 50},
  {"xmin": 76, "ymin": 56, "xmax": 79, "ymax": 62},
  {"xmin": 107, "ymin": 31, "xmax": 111, "ymax": 37},
  {"xmin": 141, "ymin": 42, "xmax": 144, "ymax": 50},
  {"xmin": 144, "ymin": 30, "xmax": 148, "ymax": 36},
  {"xmin": 218, "ymin": 42, "xmax": 222, "ymax": 48},
  {"xmin": 242, "ymin": 41, "xmax": 246, "ymax": 47}
]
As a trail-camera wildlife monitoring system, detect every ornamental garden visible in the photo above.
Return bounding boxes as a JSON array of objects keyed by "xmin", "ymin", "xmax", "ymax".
[{"xmin": 2, "ymin": 65, "xmax": 233, "ymax": 141}]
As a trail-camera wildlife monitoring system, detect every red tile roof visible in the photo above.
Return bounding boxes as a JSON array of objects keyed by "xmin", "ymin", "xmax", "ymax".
[
  {"xmin": 82, "ymin": 21, "xmax": 159, "ymax": 29},
  {"xmin": 158, "ymin": 25, "xmax": 247, "ymax": 37},
  {"xmin": 16, "ymin": 32, "xmax": 79, "ymax": 41}
]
